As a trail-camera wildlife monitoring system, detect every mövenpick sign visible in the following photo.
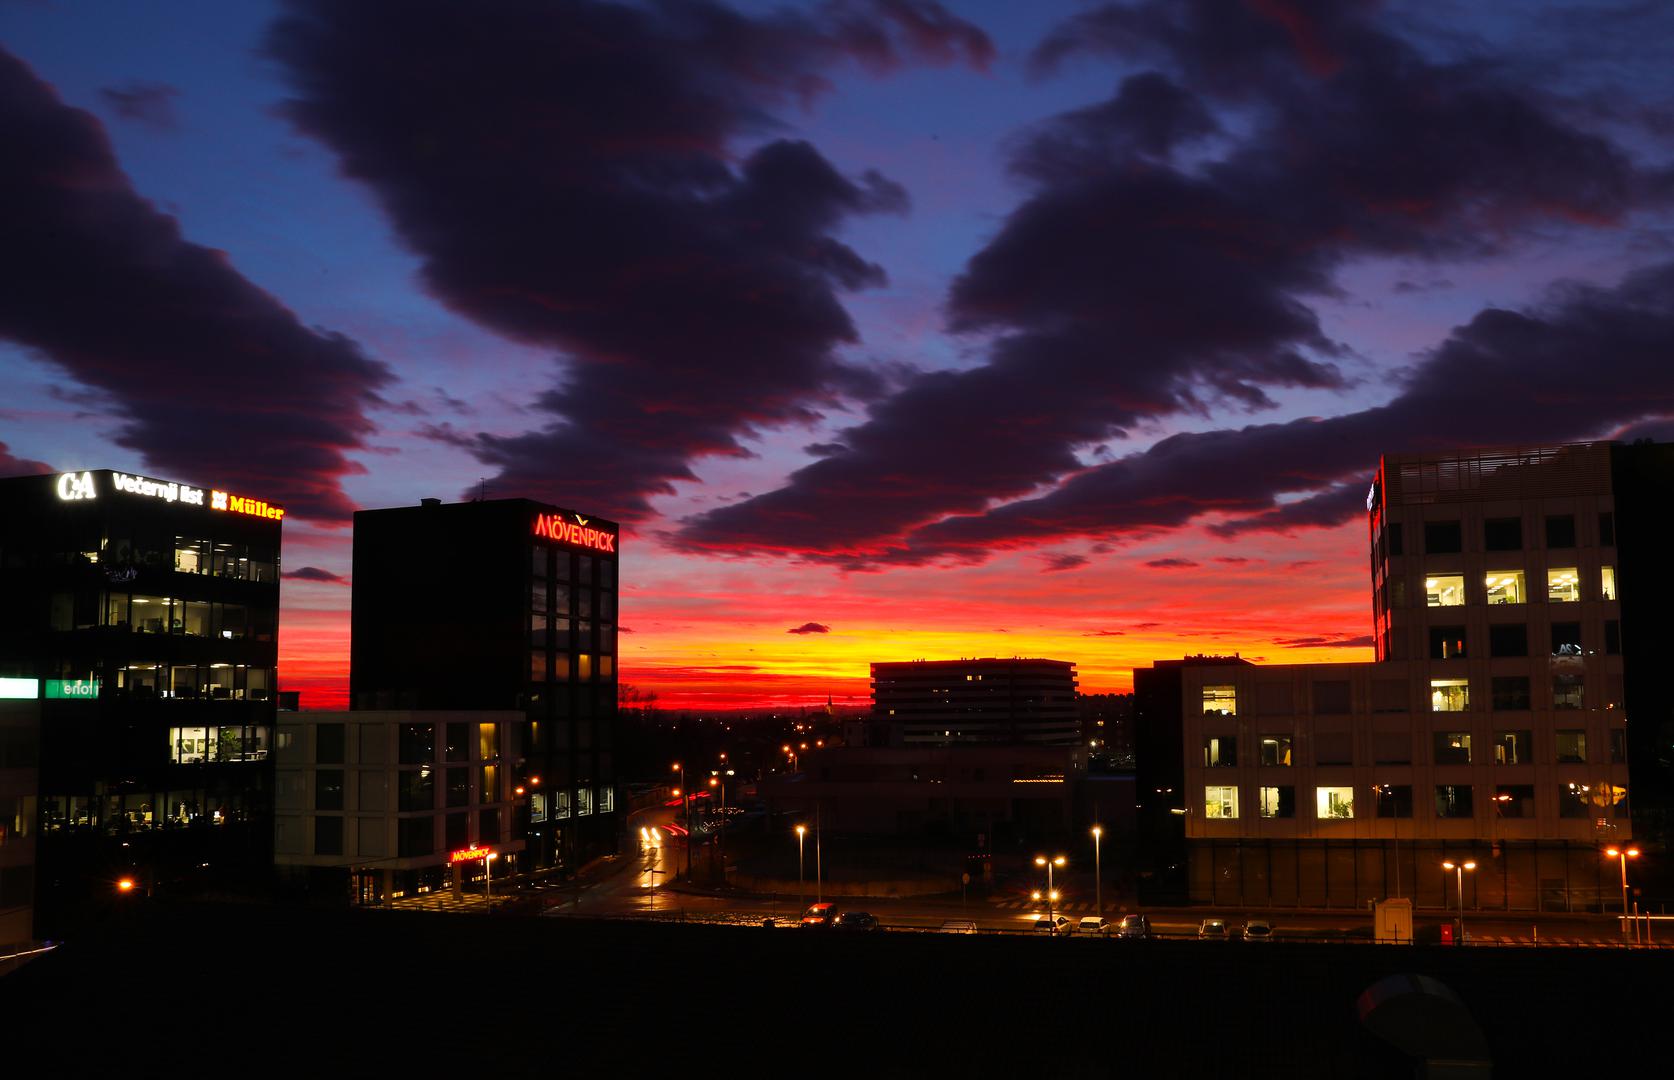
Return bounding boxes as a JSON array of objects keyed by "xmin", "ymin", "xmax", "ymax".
[{"xmin": 533, "ymin": 511, "xmax": 616, "ymax": 553}]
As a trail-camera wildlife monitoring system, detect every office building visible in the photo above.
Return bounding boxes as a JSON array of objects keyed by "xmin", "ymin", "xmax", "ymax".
[
  {"xmin": 0, "ymin": 469, "xmax": 283, "ymax": 936},
  {"xmin": 273, "ymin": 709, "xmax": 524, "ymax": 902},
  {"xmin": 872, "ymin": 658, "xmax": 1080, "ymax": 745},
  {"xmin": 0, "ymin": 682, "xmax": 38, "ymax": 947},
  {"xmin": 1142, "ymin": 442, "xmax": 1674, "ymax": 910},
  {"xmin": 350, "ymin": 497, "xmax": 620, "ymax": 871}
]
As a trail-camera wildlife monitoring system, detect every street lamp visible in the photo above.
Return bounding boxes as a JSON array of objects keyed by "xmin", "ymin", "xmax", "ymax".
[
  {"xmin": 672, "ymin": 762, "xmax": 689, "ymax": 881},
  {"xmin": 485, "ymin": 851, "xmax": 498, "ymax": 900},
  {"xmin": 796, "ymin": 824, "xmax": 807, "ymax": 910},
  {"xmin": 1604, "ymin": 845, "xmax": 1641, "ymax": 942},
  {"xmin": 1440, "ymin": 859, "xmax": 1475, "ymax": 944},
  {"xmin": 1091, "ymin": 826, "xmax": 1103, "ymax": 918},
  {"xmin": 1035, "ymin": 854, "xmax": 1067, "ymax": 931}
]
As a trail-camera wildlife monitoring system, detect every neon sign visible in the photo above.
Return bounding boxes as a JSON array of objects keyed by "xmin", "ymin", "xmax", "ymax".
[
  {"xmin": 56, "ymin": 472, "xmax": 96, "ymax": 501},
  {"xmin": 0, "ymin": 677, "xmax": 39, "ymax": 700},
  {"xmin": 212, "ymin": 490, "xmax": 285, "ymax": 521},
  {"xmin": 45, "ymin": 679, "xmax": 100, "ymax": 700},
  {"xmin": 533, "ymin": 512, "xmax": 616, "ymax": 553},
  {"xmin": 450, "ymin": 845, "xmax": 494, "ymax": 863},
  {"xmin": 113, "ymin": 471, "xmax": 206, "ymax": 506}
]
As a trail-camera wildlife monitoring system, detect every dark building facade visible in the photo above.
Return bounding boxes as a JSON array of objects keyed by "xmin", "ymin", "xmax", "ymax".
[
  {"xmin": 350, "ymin": 498, "xmax": 620, "ymax": 871},
  {"xmin": 1143, "ymin": 442, "xmax": 1674, "ymax": 910},
  {"xmin": 0, "ymin": 469, "xmax": 283, "ymax": 937},
  {"xmin": 872, "ymin": 658, "xmax": 1080, "ymax": 745}
]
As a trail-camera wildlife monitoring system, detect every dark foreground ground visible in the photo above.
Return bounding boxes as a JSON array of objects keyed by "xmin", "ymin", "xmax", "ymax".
[{"xmin": 4, "ymin": 901, "xmax": 1668, "ymax": 1078}]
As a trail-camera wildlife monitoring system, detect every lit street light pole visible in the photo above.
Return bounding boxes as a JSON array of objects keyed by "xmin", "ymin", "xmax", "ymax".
[
  {"xmin": 1441, "ymin": 859, "xmax": 1475, "ymax": 944},
  {"xmin": 1092, "ymin": 826, "xmax": 1103, "ymax": 918},
  {"xmin": 672, "ymin": 762, "xmax": 689, "ymax": 881},
  {"xmin": 1035, "ymin": 854, "xmax": 1066, "ymax": 932},
  {"xmin": 796, "ymin": 824, "xmax": 807, "ymax": 911},
  {"xmin": 1604, "ymin": 845, "xmax": 1641, "ymax": 942}
]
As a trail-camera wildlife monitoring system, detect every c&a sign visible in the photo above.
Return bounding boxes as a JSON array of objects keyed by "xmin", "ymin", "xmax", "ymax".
[{"xmin": 533, "ymin": 512, "xmax": 616, "ymax": 554}]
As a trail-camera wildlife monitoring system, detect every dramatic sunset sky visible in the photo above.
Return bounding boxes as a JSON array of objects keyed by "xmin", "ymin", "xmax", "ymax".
[{"xmin": 4, "ymin": 1, "xmax": 1674, "ymax": 710}]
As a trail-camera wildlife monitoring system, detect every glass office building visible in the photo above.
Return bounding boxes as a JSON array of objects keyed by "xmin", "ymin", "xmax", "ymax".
[
  {"xmin": 0, "ymin": 469, "xmax": 283, "ymax": 936},
  {"xmin": 350, "ymin": 498, "xmax": 620, "ymax": 872}
]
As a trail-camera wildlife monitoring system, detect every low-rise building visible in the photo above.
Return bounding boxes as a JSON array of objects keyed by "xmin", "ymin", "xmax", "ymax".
[
  {"xmin": 274, "ymin": 710, "xmax": 526, "ymax": 903},
  {"xmin": 872, "ymin": 658, "xmax": 1080, "ymax": 746}
]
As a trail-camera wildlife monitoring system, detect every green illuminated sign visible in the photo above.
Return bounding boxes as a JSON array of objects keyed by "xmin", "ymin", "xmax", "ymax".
[{"xmin": 45, "ymin": 679, "xmax": 101, "ymax": 700}]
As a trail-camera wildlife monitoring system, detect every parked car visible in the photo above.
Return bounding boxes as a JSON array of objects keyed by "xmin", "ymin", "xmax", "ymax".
[
  {"xmin": 834, "ymin": 911, "xmax": 880, "ymax": 932},
  {"xmin": 1240, "ymin": 918, "xmax": 1273, "ymax": 942},
  {"xmin": 800, "ymin": 902, "xmax": 839, "ymax": 928},
  {"xmin": 1076, "ymin": 916, "xmax": 1110, "ymax": 937},
  {"xmin": 939, "ymin": 920, "xmax": 978, "ymax": 934},
  {"xmin": 1035, "ymin": 914, "xmax": 1072, "ymax": 935},
  {"xmin": 1117, "ymin": 914, "xmax": 1151, "ymax": 940},
  {"xmin": 1198, "ymin": 918, "xmax": 1230, "ymax": 940}
]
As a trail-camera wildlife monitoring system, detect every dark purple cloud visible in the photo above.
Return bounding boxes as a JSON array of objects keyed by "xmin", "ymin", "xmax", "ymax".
[
  {"xmin": 0, "ymin": 441, "xmax": 52, "ymax": 477},
  {"xmin": 282, "ymin": 566, "xmax": 347, "ymax": 584},
  {"xmin": 786, "ymin": 622, "xmax": 832, "ymax": 635},
  {"xmin": 268, "ymin": 0, "xmax": 991, "ymax": 522},
  {"xmin": 0, "ymin": 49, "xmax": 391, "ymax": 521},
  {"xmin": 1276, "ymin": 634, "xmax": 1375, "ymax": 649},
  {"xmin": 98, "ymin": 81, "xmax": 180, "ymax": 131},
  {"xmin": 1040, "ymin": 553, "xmax": 1089, "ymax": 572},
  {"xmin": 677, "ymin": 0, "xmax": 1670, "ymax": 562},
  {"xmin": 1144, "ymin": 557, "xmax": 1199, "ymax": 569}
]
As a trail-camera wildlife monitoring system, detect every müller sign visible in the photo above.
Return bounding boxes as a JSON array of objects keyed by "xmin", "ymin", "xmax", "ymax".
[
  {"xmin": 54, "ymin": 470, "xmax": 284, "ymax": 521},
  {"xmin": 533, "ymin": 511, "xmax": 616, "ymax": 553}
]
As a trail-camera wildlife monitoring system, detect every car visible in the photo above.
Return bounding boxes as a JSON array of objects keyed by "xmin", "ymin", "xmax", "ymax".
[
  {"xmin": 938, "ymin": 920, "xmax": 978, "ymax": 934},
  {"xmin": 1198, "ymin": 918, "xmax": 1229, "ymax": 940},
  {"xmin": 1077, "ymin": 916, "xmax": 1110, "ymax": 936},
  {"xmin": 834, "ymin": 911, "xmax": 880, "ymax": 932},
  {"xmin": 1035, "ymin": 914, "xmax": 1072, "ymax": 935},
  {"xmin": 800, "ymin": 902, "xmax": 839, "ymax": 928},
  {"xmin": 1240, "ymin": 918, "xmax": 1273, "ymax": 942},
  {"xmin": 1117, "ymin": 914, "xmax": 1151, "ymax": 940}
]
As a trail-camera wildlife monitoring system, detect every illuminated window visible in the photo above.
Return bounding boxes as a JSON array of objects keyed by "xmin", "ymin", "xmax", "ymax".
[
  {"xmin": 1258, "ymin": 786, "xmax": 1294, "ymax": 818},
  {"xmin": 1553, "ymin": 672, "xmax": 1584, "ymax": 710},
  {"xmin": 1556, "ymin": 730, "xmax": 1586, "ymax": 763},
  {"xmin": 1601, "ymin": 566, "xmax": 1616, "ymax": 601},
  {"xmin": 1204, "ymin": 785, "xmax": 1238, "ymax": 819},
  {"xmin": 579, "ymin": 654, "xmax": 593, "ymax": 681},
  {"xmin": 1434, "ymin": 785, "xmax": 1473, "ymax": 818},
  {"xmin": 600, "ymin": 656, "xmax": 614, "ymax": 679},
  {"xmin": 1203, "ymin": 736, "xmax": 1237, "ymax": 767},
  {"xmin": 1433, "ymin": 732, "xmax": 1471, "ymax": 765},
  {"xmin": 599, "ymin": 787, "xmax": 615, "ymax": 813},
  {"xmin": 1547, "ymin": 568, "xmax": 1579, "ymax": 603},
  {"xmin": 479, "ymin": 763, "xmax": 498, "ymax": 803},
  {"xmin": 174, "ymin": 543, "xmax": 203, "ymax": 573},
  {"xmin": 1316, "ymin": 786, "xmax": 1354, "ymax": 820},
  {"xmin": 1495, "ymin": 785, "xmax": 1535, "ymax": 817},
  {"xmin": 577, "ymin": 787, "xmax": 594, "ymax": 817},
  {"xmin": 1425, "ymin": 575, "xmax": 1465, "ymax": 607},
  {"xmin": 478, "ymin": 723, "xmax": 498, "ymax": 760},
  {"xmin": 1373, "ymin": 784, "xmax": 1412, "ymax": 818},
  {"xmin": 1485, "ymin": 571, "xmax": 1525, "ymax": 605},
  {"xmin": 1259, "ymin": 736, "xmax": 1292, "ymax": 767},
  {"xmin": 1430, "ymin": 679, "xmax": 1469, "ymax": 712},
  {"xmin": 1202, "ymin": 685, "xmax": 1236, "ymax": 716},
  {"xmin": 1491, "ymin": 677, "xmax": 1530, "ymax": 711},
  {"xmin": 554, "ymin": 790, "xmax": 572, "ymax": 819}
]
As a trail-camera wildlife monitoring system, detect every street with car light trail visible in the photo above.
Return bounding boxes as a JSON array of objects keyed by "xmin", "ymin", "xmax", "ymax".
[{"xmin": 537, "ymin": 801, "xmax": 1660, "ymax": 946}]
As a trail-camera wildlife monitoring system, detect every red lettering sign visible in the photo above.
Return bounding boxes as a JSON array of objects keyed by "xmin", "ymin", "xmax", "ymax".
[
  {"xmin": 533, "ymin": 512, "xmax": 616, "ymax": 553},
  {"xmin": 213, "ymin": 489, "xmax": 285, "ymax": 521},
  {"xmin": 450, "ymin": 845, "xmax": 492, "ymax": 863}
]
